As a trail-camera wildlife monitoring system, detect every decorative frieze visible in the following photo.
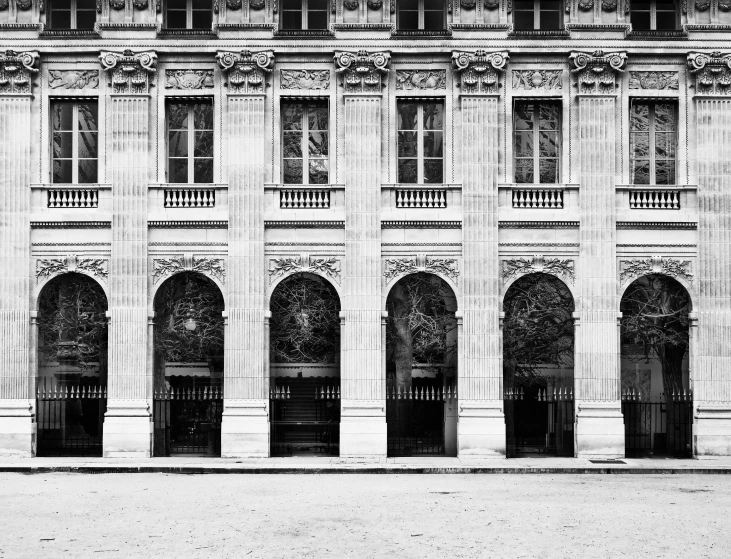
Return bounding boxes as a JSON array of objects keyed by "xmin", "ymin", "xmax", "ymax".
[
  {"xmin": 36, "ymin": 255, "xmax": 109, "ymax": 283},
  {"xmin": 0, "ymin": 50, "xmax": 39, "ymax": 95},
  {"xmin": 49, "ymin": 70, "xmax": 99, "ymax": 90},
  {"xmin": 452, "ymin": 50, "xmax": 509, "ymax": 95},
  {"xmin": 152, "ymin": 255, "xmax": 226, "ymax": 284},
  {"xmin": 216, "ymin": 50, "xmax": 275, "ymax": 94},
  {"xmin": 512, "ymin": 70, "xmax": 562, "ymax": 90},
  {"xmin": 688, "ymin": 52, "xmax": 731, "ymax": 95},
  {"xmin": 268, "ymin": 254, "xmax": 342, "ymax": 286},
  {"xmin": 334, "ymin": 50, "xmax": 391, "ymax": 94},
  {"xmin": 164, "ymin": 70, "xmax": 214, "ymax": 90},
  {"xmin": 344, "ymin": 0, "xmax": 358, "ymax": 9},
  {"xmin": 280, "ymin": 70, "xmax": 330, "ymax": 90},
  {"xmin": 99, "ymin": 50, "xmax": 157, "ymax": 95},
  {"xmin": 569, "ymin": 50, "xmax": 627, "ymax": 95},
  {"xmin": 395, "ymin": 70, "xmax": 446, "ymax": 90},
  {"xmin": 601, "ymin": 0, "xmax": 618, "ymax": 10},
  {"xmin": 382, "ymin": 255, "xmax": 459, "ymax": 284},
  {"xmin": 501, "ymin": 256, "xmax": 575, "ymax": 285},
  {"xmin": 578, "ymin": 0, "xmax": 593, "ymax": 10},
  {"xmin": 618, "ymin": 257, "xmax": 693, "ymax": 283},
  {"xmin": 628, "ymin": 71, "xmax": 679, "ymax": 91}
]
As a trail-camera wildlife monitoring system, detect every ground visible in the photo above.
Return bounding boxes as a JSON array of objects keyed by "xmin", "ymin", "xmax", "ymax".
[{"xmin": 1, "ymin": 472, "xmax": 729, "ymax": 558}]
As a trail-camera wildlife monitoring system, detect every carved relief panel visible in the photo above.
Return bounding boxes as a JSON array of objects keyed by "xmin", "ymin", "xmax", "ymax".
[
  {"xmin": 501, "ymin": 255, "xmax": 575, "ymax": 286},
  {"xmin": 36, "ymin": 255, "xmax": 109, "ymax": 284},
  {"xmin": 268, "ymin": 254, "xmax": 342, "ymax": 286},
  {"xmin": 152, "ymin": 254, "xmax": 226, "ymax": 284},
  {"xmin": 383, "ymin": 255, "xmax": 459, "ymax": 285}
]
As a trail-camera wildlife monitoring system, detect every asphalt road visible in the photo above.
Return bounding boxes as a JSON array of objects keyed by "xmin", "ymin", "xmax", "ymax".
[{"xmin": 0, "ymin": 473, "xmax": 729, "ymax": 558}]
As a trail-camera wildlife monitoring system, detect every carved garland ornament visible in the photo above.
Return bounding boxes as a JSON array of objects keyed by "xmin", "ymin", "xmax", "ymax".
[
  {"xmin": 16, "ymin": 0, "xmax": 32, "ymax": 8},
  {"xmin": 109, "ymin": 0, "xmax": 125, "ymax": 9},
  {"xmin": 0, "ymin": 50, "xmax": 39, "ymax": 95},
  {"xmin": 216, "ymin": 50, "xmax": 275, "ymax": 94},
  {"xmin": 344, "ymin": 0, "xmax": 358, "ymax": 9},
  {"xmin": 695, "ymin": 0, "xmax": 710, "ymax": 11},
  {"xmin": 396, "ymin": 70, "xmax": 446, "ymax": 90},
  {"xmin": 133, "ymin": 0, "xmax": 148, "ymax": 8},
  {"xmin": 367, "ymin": 0, "xmax": 382, "ymax": 8},
  {"xmin": 268, "ymin": 255, "xmax": 342, "ymax": 286},
  {"xmin": 334, "ymin": 50, "xmax": 391, "ymax": 94},
  {"xmin": 501, "ymin": 256, "xmax": 575, "ymax": 285},
  {"xmin": 153, "ymin": 255, "xmax": 226, "ymax": 284},
  {"xmin": 0, "ymin": 0, "xmax": 8, "ymax": 10},
  {"xmin": 512, "ymin": 70, "xmax": 562, "ymax": 90},
  {"xmin": 569, "ymin": 50, "xmax": 627, "ymax": 95},
  {"xmin": 383, "ymin": 256, "xmax": 459, "ymax": 284},
  {"xmin": 688, "ymin": 51, "xmax": 731, "ymax": 95},
  {"xmin": 36, "ymin": 255, "xmax": 109, "ymax": 284},
  {"xmin": 618, "ymin": 257, "xmax": 693, "ymax": 284},
  {"xmin": 484, "ymin": 0, "xmax": 498, "ymax": 8},
  {"xmin": 628, "ymin": 71, "xmax": 679, "ymax": 90},
  {"xmin": 164, "ymin": 70, "xmax": 214, "ymax": 90},
  {"xmin": 280, "ymin": 70, "xmax": 330, "ymax": 90},
  {"xmin": 461, "ymin": 0, "xmax": 476, "ymax": 9},
  {"xmin": 49, "ymin": 70, "xmax": 100, "ymax": 90},
  {"xmin": 452, "ymin": 50, "xmax": 509, "ymax": 95},
  {"xmin": 720, "ymin": 0, "xmax": 731, "ymax": 11},
  {"xmin": 99, "ymin": 50, "xmax": 157, "ymax": 95},
  {"xmin": 578, "ymin": 0, "xmax": 593, "ymax": 10},
  {"xmin": 602, "ymin": 0, "xmax": 617, "ymax": 10}
]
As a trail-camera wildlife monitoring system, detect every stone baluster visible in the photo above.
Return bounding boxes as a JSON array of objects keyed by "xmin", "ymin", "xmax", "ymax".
[
  {"xmin": 99, "ymin": 50, "xmax": 157, "ymax": 457},
  {"xmin": 216, "ymin": 50, "xmax": 274, "ymax": 457},
  {"xmin": 335, "ymin": 50, "xmax": 390, "ymax": 457},
  {"xmin": 452, "ymin": 50, "xmax": 509, "ymax": 455}
]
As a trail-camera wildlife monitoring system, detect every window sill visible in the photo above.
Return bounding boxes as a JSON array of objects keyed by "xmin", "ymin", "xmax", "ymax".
[
  {"xmin": 626, "ymin": 29, "xmax": 687, "ymax": 39},
  {"xmin": 150, "ymin": 183, "xmax": 228, "ymax": 190},
  {"xmin": 507, "ymin": 29, "xmax": 570, "ymax": 38},
  {"xmin": 273, "ymin": 29, "xmax": 335, "ymax": 37},
  {"xmin": 158, "ymin": 29, "xmax": 217, "ymax": 37},
  {"xmin": 265, "ymin": 183, "xmax": 345, "ymax": 190},
  {"xmin": 391, "ymin": 29, "xmax": 452, "ymax": 38},
  {"xmin": 615, "ymin": 184, "xmax": 696, "ymax": 191},
  {"xmin": 39, "ymin": 29, "xmax": 100, "ymax": 38},
  {"xmin": 383, "ymin": 183, "xmax": 461, "ymax": 190},
  {"xmin": 31, "ymin": 183, "xmax": 111, "ymax": 189}
]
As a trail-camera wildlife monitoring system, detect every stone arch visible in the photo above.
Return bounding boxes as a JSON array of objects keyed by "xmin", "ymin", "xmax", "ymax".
[
  {"xmin": 501, "ymin": 270, "xmax": 577, "ymax": 307},
  {"xmin": 149, "ymin": 269, "xmax": 226, "ymax": 313},
  {"xmin": 619, "ymin": 272, "xmax": 694, "ymax": 313},
  {"xmin": 34, "ymin": 268, "xmax": 109, "ymax": 312},
  {"xmin": 268, "ymin": 269, "xmax": 343, "ymax": 307},
  {"xmin": 383, "ymin": 271, "xmax": 460, "ymax": 312}
]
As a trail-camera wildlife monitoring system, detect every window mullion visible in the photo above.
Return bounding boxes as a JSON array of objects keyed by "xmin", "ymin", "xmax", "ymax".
[
  {"xmin": 533, "ymin": 108, "xmax": 539, "ymax": 184},
  {"xmin": 303, "ymin": 0, "xmax": 308, "ymax": 29},
  {"xmin": 72, "ymin": 104, "xmax": 78, "ymax": 184},
  {"xmin": 649, "ymin": 106, "xmax": 656, "ymax": 185},
  {"xmin": 535, "ymin": 0, "xmax": 540, "ymax": 29},
  {"xmin": 188, "ymin": 106, "xmax": 195, "ymax": 184},
  {"xmin": 419, "ymin": 0, "xmax": 423, "ymax": 29},
  {"xmin": 303, "ymin": 107, "xmax": 309, "ymax": 185},
  {"xmin": 417, "ymin": 105, "xmax": 424, "ymax": 184}
]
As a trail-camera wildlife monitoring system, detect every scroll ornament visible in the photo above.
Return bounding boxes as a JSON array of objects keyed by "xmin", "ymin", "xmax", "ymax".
[
  {"xmin": 269, "ymin": 255, "xmax": 341, "ymax": 285},
  {"xmin": 687, "ymin": 51, "xmax": 731, "ymax": 95},
  {"xmin": 99, "ymin": 50, "xmax": 157, "ymax": 95},
  {"xmin": 36, "ymin": 256, "xmax": 109, "ymax": 283},
  {"xmin": 0, "ymin": 50, "xmax": 40, "ymax": 95},
  {"xmin": 452, "ymin": 50, "xmax": 509, "ymax": 95},
  {"xmin": 153, "ymin": 255, "xmax": 226, "ymax": 284},
  {"xmin": 569, "ymin": 50, "xmax": 627, "ymax": 94},
  {"xmin": 501, "ymin": 256, "xmax": 575, "ymax": 285},
  {"xmin": 383, "ymin": 256, "xmax": 459, "ymax": 284},
  {"xmin": 216, "ymin": 50, "xmax": 275, "ymax": 94},
  {"xmin": 334, "ymin": 50, "xmax": 391, "ymax": 94},
  {"xmin": 618, "ymin": 258, "xmax": 693, "ymax": 284}
]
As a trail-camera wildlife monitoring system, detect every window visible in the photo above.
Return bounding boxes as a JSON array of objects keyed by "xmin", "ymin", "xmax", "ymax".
[
  {"xmin": 630, "ymin": 102, "xmax": 677, "ymax": 185},
  {"xmin": 280, "ymin": 0, "xmax": 328, "ymax": 30},
  {"xmin": 51, "ymin": 100, "xmax": 98, "ymax": 184},
  {"xmin": 513, "ymin": 101, "xmax": 560, "ymax": 184},
  {"xmin": 167, "ymin": 101, "xmax": 214, "ymax": 184},
  {"xmin": 165, "ymin": 0, "xmax": 213, "ymax": 30},
  {"xmin": 397, "ymin": 101, "xmax": 444, "ymax": 184},
  {"xmin": 513, "ymin": 0, "xmax": 563, "ymax": 31},
  {"xmin": 397, "ymin": 0, "xmax": 446, "ymax": 31},
  {"xmin": 282, "ymin": 102, "xmax": 329, "ymax": 184},
  {"xmin": 630, "ymin": 0, "xmax": 677, "ymax": 31},
  {"xmin": 48, "ymin": 0, "xmax": 96, "ymax": 31}
]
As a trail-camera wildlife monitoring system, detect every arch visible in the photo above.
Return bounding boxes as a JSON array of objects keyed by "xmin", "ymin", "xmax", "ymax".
[
  {"xmin": 383, "ymin": 270, "xmax": 460, "ymax": 312},
  {"xmin": 619, "ymin": 272, "xmax": 694, "ymax": 313},
  {"xmin": 34, "ymin": 269, "xmax": 109, "ymax": 313},
  {"xmin": 149, "ymin": 269, "xmax": 227, "ymax": 313},
  {"xmin": 501, "ymin": 271, "xmax": 577, "ymax": 308},
  {"xmin": 268, "ymin": 269, "xmax": 343, "ymax": 307}
]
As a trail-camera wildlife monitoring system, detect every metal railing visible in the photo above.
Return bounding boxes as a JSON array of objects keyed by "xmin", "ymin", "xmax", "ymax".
[
  {"xmin": 512, "ymin": 188, "xmax": 564, "ymax": 209},
  {"xmin": 164, "ymin": 188, "xmax": 216, "ymax": 208},
  {"xmin": 153, "ymin": 386, "xmax": 223, "ymax": 456},
  {"xmin": 280, "ymin": 189, "xmax": 331, "ymax": 209},
  {"xmin": 47, "ymin": 189, "xmax": 99, "ymax": 208},
  {"xmin": 621, "ymin": 390, "xmax": 692, "ymax": 458},
  {"xmin": 504, "ymin": 388, "xmax": 574, "ymax": 458},
  {"xmin": 629, "ymin": 189, "xmax": 680, "ymax": 210},
  {"xmin": 395, "ymin": 189, "xmax": 448, "ymax": 209}
]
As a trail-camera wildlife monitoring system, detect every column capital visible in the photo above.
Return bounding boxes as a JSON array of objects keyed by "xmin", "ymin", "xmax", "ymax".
[
  {"xmin": 688, "ymin": 51, "xmax": 731, "ymax": 96},
  {"xmin": 99, "ymin": 50, "xmax": 157, "ymax": 95},
  {"xmin": 216, "ymin": 50, "xmax": 275, "ymax": 95},
  {"xmin": 451, "ymin": 50, "xmax": 509, "ymax": 95},
  {"xmin": 569, "ymin": 50, "xmax": 627, "ymax": 95},
  {"xmin": 0, "ymin": 50, "xmax": 39, "ymax": 96},
  {"xmin": 334, "ymin": 50, "xmax": 391, "ymax": 95}
]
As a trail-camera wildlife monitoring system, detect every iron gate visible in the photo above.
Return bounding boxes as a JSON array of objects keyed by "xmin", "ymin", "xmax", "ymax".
[
  {"xmin": 153, "ymin": 386, "xmax": 223, "ymax": 456},
  {"xmin": 622, "ymin": 391, "xmax": 692, "ymax": 458},
  {"xmin": 505, "ymin": 388, "xmax": 574, "ymax": 458}
]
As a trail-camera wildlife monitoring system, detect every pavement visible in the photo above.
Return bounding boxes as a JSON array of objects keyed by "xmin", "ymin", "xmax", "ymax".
[{"xmin": 3, "ymin": 456, "xmax": 731, "ymax": 474}]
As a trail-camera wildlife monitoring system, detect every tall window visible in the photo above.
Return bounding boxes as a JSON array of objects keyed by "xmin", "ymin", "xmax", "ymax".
[
  {"xmin": 514, "ymin": 101, "xmax": 560, "ymax": 184},
  {"xmin": 51, "ymin": 100, "xmax": 98, "ymax": 184},
  {"xmin": 630, "ymin": 102, "xmax": 677, "ymax": 185},
  {"xmin": 48, "ymin": 0, "xmax": 96, "ymax": 30},
  {"xmin": 513, "ymin": 0, "xmax": 563, "ymax": 31},
  {"xmin": 631, "ymin": 0, "xmax": 677, "ymax": 31},
  {"xmin": 167, "ymin": 101, "xmax": 214, "ymax": 184},
  {"xmin": 397, "ymin": 0, "xmax": 446, "ymax": 30},
  {"xmin": 397, "ymin": 101, "xmax": 444, "ymax": 184},
  {"xmin": 165, "ymin": 0, "xmax": 213, "ymax": 30},
  {"xmin": 282, "ymin": 102, "xmax": 329, "ymax": 185},
  {"xmin": 280, "ymin": 0, "xmax": 328, "ymax": 30}
]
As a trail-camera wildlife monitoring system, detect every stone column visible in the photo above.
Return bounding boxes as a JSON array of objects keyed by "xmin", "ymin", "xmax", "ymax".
[
  {"xmin": 452, "ymin": 50, "xmax": 509, "ymax": 456},
  {"xmin": 570, "ymin": 51, "xmax": 627, "ymax": 458},
  {"xmin": 0, "ymin": 51, "xmax": 39, "ymax": 456},
  {"xmin": 99, "ymin": 50, "xmax": 157, "ymax": 457},
  {"xmin": 335, "ymin": 50, "xmax": 390, "ymax": 457},
  {"xmin": 687, "ymin": 52, "xmax": 731, "ymax": 457},
  {"xmin": 216, "ymin": 50, "xmax": 274, "ymax": 457}
]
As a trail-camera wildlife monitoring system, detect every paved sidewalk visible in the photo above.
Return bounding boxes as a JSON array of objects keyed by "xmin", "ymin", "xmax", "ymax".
[{"xmin": 2, "ymin": 456, "xmax": 731, "ymax": 474}]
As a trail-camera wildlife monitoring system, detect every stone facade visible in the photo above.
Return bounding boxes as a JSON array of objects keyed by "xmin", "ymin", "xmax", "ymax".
[{"xmin": 1, "ymin": 3, "xmax": 731, "ymax": 459}]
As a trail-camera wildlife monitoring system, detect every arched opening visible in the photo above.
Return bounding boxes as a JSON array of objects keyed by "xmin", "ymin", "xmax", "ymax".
[
  {"xmin": 269, "ymin": 273, "xmax": 341, "ymax": 457},
  {"xmin": 503, "ymin": 273, "xmax": 575, "ymax": 458},
  {"xmin": 36, "ymin": 273, "xmax": 108, "ymax": 457},
  {"xmin": 620, "ymin": 274, "xmax": 692, "ymax": 458},
  {"xmin": 385, "ymin": 273, "xmax": 458, "ymax": 457},
  {"xmin": 152, "ymin": 272, "xmax": 224, "ymax": 457}
]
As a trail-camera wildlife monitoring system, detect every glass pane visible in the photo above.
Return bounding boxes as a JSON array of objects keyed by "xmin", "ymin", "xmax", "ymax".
[
  {"xmin": 193, "ymin": 103, "xmax": 213, "ymax": 130},
  {"xmin": 54, "ymin": 0, "xmax": 72, "ymax": 7},
  {"xmin": 76, "ymin": 11, "xmax": 96, "ymax": 30},
  {"xmin": 194, "ymin": 131, "xmax": 213, "ymax": 158},
  {"xmin": 78, "ymin": 131, "xmax": 97, "ymax": 158},
  {"xmin": 424, "ymin": 0, "xmax": 443, "ymax": 8},
  {"xmin": 398, "ymin": 10, "xmax": 419, "ymax": 29},
  {"xmin": 423, "ymin": 11, "xmax": 445, "ymax": 30},
  {"xmin": 654, "ymin": 104, "xmax": 675, "ymax": 131},
  {"xmin": 307, "ymin": 11, "xmax": 328, "ymax": 29},
  {"xmin": 169, "ymin": 159, "xmax": 188, "ymax": 183},
  {"xmin": 282, "ymin": 0, "xmax": 300, "ymax": 7},
  {"xmin": 167, "ymin": 104, "xmax": 189, "ymax": 130},
  {"xmin": 632, "ymin": 160, "xmax": 650, "ymax": 185},
  {"xmin": 631, "ymin": 11, "xmax": 651, "ymax": 31},
  {"xmin": 398, "ymin": 159, "xmax": 417, "ymax": 184},
  {"xmin": 168, "ymin": 131, "xmax": 188, "ymax": 158},
  {"xmin": 192, "ymin": 0, "xmax": 210, "ymax": 7},
  {"xmin": 52, "ymin": 103, "xmax": 73, "ymax": 131},
  {"xmin": 281, "ymin": 11, "xmax": 303, "ymax": 30},
  {"xmin": 539, "ymin": 104, "xmax": 559, "ymax": 130},
  {"xmin": 400, "ymin": 0, "xmax": 418, "ymax": 8},
  {"xmin": 51, "ymin": 11, "xmax": 71, "ymax": 30},
  {"xmin": 630, "ymin": 132, "xmax": 650, "ymax": 158},
  {"xmin": 166, "ymin": 11, "xmax": 187, "ymax": 29},
  {"xmin": 514, "ymin": 159, "xmax": 534, "ymax": 184},
  {"xmin": 308, "ymin": 131, "xmax": 328, "ymax": 157},
  {"xmin": 423, "ymin": 160, "xmax": 443, "ymax": 184},
  {"xmin": 514, "ymin": 104, "xmax": 534, "ymax": 130},
  {"xmin": 424, "ymin": 131, "xmax": 443, "ymax": 158},
  {"xmin": 77, "ymin": 0, "xmax": 96, "ymax": 9},
  {"xmin": 308, "ymin": 105, "xmax": 328, "ymax": 131},
  {"xmin": 655, "ymin": 133, "xmax": 676, "ymax": 159},
  {"xmin": 513, "ymin": 131, "xmax": 534, "ymax": 158},
  {"xmin": 655, "ymin": 161, "xmax": 675, "ymax": 185},
  {"xmin": 513, "ymin": 0, "xmax": 532, "ymax": 7},
  {"xmin": 513, "ymin": 11, "xmax": 534, "ymax": 31},
  {"xmin": 194, "ymin": 158, "xmax": 213, "ymax": 183},
  {"xmin": 168, "ymin": 0, "xmax": 186, "ymax": 7},
  {"xmin": 53, "ymin": 132, "xmax": 73, "ymax": 159},
  {"xmin": 656, "ymin": 12, "xmax": 676, "ymax": 31},
  {"xmin": 282, "ymin": 104, "xmax": 303, "ymax": 131},
  {"xmin": 309, "ymin": 159, "xmax": 328, "ymax": 184},
  {"xmin": 398, "ymin": 132, "xmax": 417, "ymax": 157},
  {"xmin": 423, "ymin": 103, "xmax": 443, "ymax": 130},
  {"xmin": 539, "ymin": 159, "xmax": 558, "ymax": 184},
  {"xmin": 397, "ymin": 103, "xmax": 418, "ymax": 130},
  {"xmin": 78, "ymin": 103, "xmax": 98, "ymax": 131},
  {"xmin": 538, "ymin": 131, "xmax": 558, "ymax": 158},
  {"xmin": 630, "ymin": 104, "xmax": 649, "ymax": 131},
  {"xmin": 283, "ymin": 159, "xmax": 303, "ymax": 184},
  {"xmin": 309, "ymin": 0, "xmax": 328, "ymax": 9},
  {"xmin": 542, "ymin": 0, "xmax": 560, "ymax": 10},
  {"xmin": 53, "ymin": 160, "xmax": 72, "ymax": 184},
  {"xmin": 78, "ymin": 159, "xmax": 97, "ymax": 184},
  {"xmin": 283, "ymin": 132, "xmax": 303, "ymax": 158},
  {"xmin": 539, "ymin": 11, "xmax": 560, "ymax": 30},
  {"xmin": 192, "ymin": 11, "xmax": 211, "ymax": 29}
]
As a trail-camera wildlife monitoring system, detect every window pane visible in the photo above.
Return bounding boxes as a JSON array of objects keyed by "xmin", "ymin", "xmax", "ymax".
[
  {"xmin": 654, "ymin": 104, "xmax": 675, "ymax": 131},
  {"xmin": 514, "ymin": 159, "xmax": 534, "ymax": 184},
  {"xmin": 282, "ymin": 0, "xmax": 300, "ymax": 7},
  {"xmin": 194, "ymin": 159, "xmax": 213, "ymax": 183},
  {"xmin": 513, "ymin": 11, "xmax": 535, "ymax": 31},
  {"xmin": 423, "ymin": 160, "xmax": 443, "ymax": 184},
  {"xmin": 630, "ymin": 104, "xmax": 649, "ymax": 131},
  {"xmin": 398, "ymin": 159, "xmax": 418, "ymax": 184},
  {"xmin": 539, "ymin": 159, "xmax": 558, "ymax": 184},
  {"xmin": 398, "ymin": 132, "xmax": 417, "ymax": 157},
  {"xmin": 54, "ymin": 0, "xmax": 72, "ymax": 7},
  {"xmin": 78, "ymin": 103, "xmax": 98, "ymax": 131},
  {"xmin": 308, "ymin": 105, "xmax": 328, "ymax": 131},
  {"xmin": 167, "ymin": 104, "xmax": 189, "ymax": 130},
  {"xmin": 397, "ymin": 103, "xmax": 418, "ymax": 130},
  {"xmin": 424, "ymin": 131, "xmax": 443, "ymax": 158},
  {"xmin": 53, "ymin": 132, "xmax": 73, "ymax": 159},
  {"xmin": 283, "ymin": 159, "xmax": 303, "ymax": 184},
  {"xmin": 631, "ymin": 12, "xmax": 651, "ymax": 31},
  {"xmin": 52, "ymin": 103, "xmax": 74, "ymax": 131},
  {"xmin": 169, "ymin": 159, "xmax": 188, "ymax": 183},
  {"xmin": 194, "ymin": 131, "xmax": 213, "ymax": 158},
  {"xmin": 398, "ymin": 11, "xmax": 419, "ymax": 30},
  {"xmin": 282, "ymin": 104, "xmax": 303, "ymax": 131},
  {"xmin": 308, "ymin": 131, "xmax": 328, "ymax": 157},
  {"xmin": 193, "ymin": 103, "xmax": 213, "ymax": 130},
  {"xmin": 656, "ymin": 12, "xmax": 676, "ymax": 31},
  {"xmin": 655, "ymin": 161, "xmax": 675, "ymax": 185},
  {"xmin": 423, "ymin": 11, "xmax": 445, "ymax": 30},
  {"xmin": 281, "ymin": 11, "xmax": 303, "ymax": 30},
  {"xmin": 168, "ymin": 0, "xmax": 186, "ymax": 7},
  {"xmin": 309, "ymin": 160, "xmax": 328, "ymax": 184},
  {"xmin": 166, "ymin": 11, "xmax": 187, "ymax": 28},
  {"xmin": 539, "ymin": 131, "xmax": 558, "ymax": 158},
  {"xmin": 630, "ymin": 132, "xmax": 650, "ymax": 158},
  {"xmin": 539, "ymin": 10, "xmax": 561, "ymax": 30},
  {"xmin": 632, "ymin": 160, "xmax": 650, "ymax": 185},
  {"xmin": 513, "ymin": 131, "xmax": 533, "ymax": 158},
  {"xmin": 168, "ymin": 131, "xmax": 188, "ymax": 157},
  {"xmin": 514, "ymin": 104, "xmax": 534, "ymax": 130},
  {"xmin": 192, "ymin": 10, "xmax": 212, "ymax": 29},
  {"xmin": 424, "ymin": 0, "xmax": 443, "ymax": 8},
  {"xmin": 283, "ymin": 132, "xmax": 303, "ymax": 158},
  {"xmin": 78, "ymin": 159, "xmax": 98, "ymax": 184},
  {"xmin": 53, "ymin": 160, "xmax": 72, "ymax": 183},
  {"xmin": 423, "ymin": 103, "xmax": 443, "ymax": 130},
  {"xmin": 655, "ymin": 132, "xmax": 676, "ymax": 159},
  {"xmin": 76, "ymin": 12, "xmax": 96, "ymax": 30},
  {"xmin": 539, "ymin": 104, "xmax": 559, "ymax": 129},
  {"xmin": 400, "ymin": 0, "xmax": 418, "ymax": 8},
  {"xmin": 309, "ymin": 0, "xmax": 328, "ymax": 8},
  {"xmin": 308, "ymin": 7, "xmax": 328, "ymax": 27},
  {"xmin": 51, "ymin": 11, "xmax": 71, "ymax": 30},
  {"xmin": 192, "ymin": 0, "xmax": 210, "ymax": 7},
  {"xmin": 78, "ymin": 131, "xmax": 97, "ymax": 159}
]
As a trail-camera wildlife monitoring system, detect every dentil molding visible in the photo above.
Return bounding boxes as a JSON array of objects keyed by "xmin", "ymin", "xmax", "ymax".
[
  {"xmin": 618, "ymin": 257, "xmax": 693, "ymax": 284},
  {"xmin": 152, "ymin": 254, "xmax": 226, "ymax": 284},
  {"xmin": 268, "ymin": 254, "xmax": 342, "ymax": 286},
  {"xmin": 501, "ymin": 256, "xmax": 575, "ymax": 285},
  {"xmin": 36, "ymin": 255, "xmax": 109, "ymax": 284},
  {"xmin": 383, "ymin": 255, "xmax": 459, "ymax": 284},
  {"xmin": 216, "ymin": 50, "xmax": 275, "ymax": 94}
]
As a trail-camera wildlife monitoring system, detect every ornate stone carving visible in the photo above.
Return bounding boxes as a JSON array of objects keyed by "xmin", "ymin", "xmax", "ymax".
[
  {"xmin": 0, "ymin": 50, "xmax": 39, "ymax": 95},
  {"xmin": 280, "ymin": 70, "xmax": 330, "ymax": 90},
  {"xmin": 619, "ymin": 257, "xmax": 693, "ymax": 283},
  {"xmin": 109, "ymin": 0, "xmax": 125, "ymax": 9},
  {"xmin": 164, "ymin": 70, "xmax": 214, "ymax": 89},
  {"xmin": 461, "ymin": 0, "xmax": 476, "ymax": 8},
  {"xmin": 484, "ymin": 0, "xmax": 498, "ymax": 8},
  {"xmin": 501, "ymin": 256, "xmax": 575, "ymax": 285},
  {"xmin": 628, "ymin": 71, "xmax": 679, "ymax": 91},
  {"xmin": 383, "ymin": 255, "xmax": 460, "ymax": 284},
  {"xmin": 152, "ymin": 255, "xmax": 226, "ymax": 284},
  {"xmin": 452, "ymin": 50, "xmax": 509, "ymax": 95},
  {"xmin": 99, "ymin": 50, "xmax": 157, "ymax": 95},
  {"xmin": 225, "ymin": 0, "xmax": 241, "ymax": 8},
  {"xmin": 133, "ymin": 0, "xmax": 147, "ymax": 8},
  {"xmin": 695, "ymin": 0, "xmax": 710, "ymax": 11},
  {"xmin": 688, "ymin": 52, "xmax": 731, "ymax": 95},
  {"xmin": 48, "ymin": 70, "xmax": 99, "ymax": 90},
  {"xmin": 15, "ymin": 0, "xmax": 32, "ymax": 9},
  {"xmin": 334, "ymin": 50, "xmax": 391, "ymax": 94},
  {"xmin": 216, "ymin": 50, "xmax": 275, "ymax": 94},
  {"xmin": 512, "ymin": 70, "xmax": 562, "ymax": 90},
  {"xmin": 36, "ymin": 255, "xmax": 109, "ymax": 283},
  {"xmin": 578, "ymin": 0, "xmax": 593, "ymax": 10},
  {"xmin": 720, "ymin": 0, "xmax": 731, "ymax": 11},
  {"xmin": 343, "ymin": 0, "xmax": 358, "ymax": 8},
  {"xmin": 569, "ymin": 50, "xmax": 627, "ymax": 95},
  {"xmin": 268, "ymin": 255, "xmax": 342, "ymax": 286},
  {"xmin": 367, "ymin": 0, "xmax": 382, "ymax": 8},
  {"xmin": 601, "ymin": 0, "xmax": 617, "ymax": 10},
  {"xmin": 396, "ymin": 70, "xmax": 446, "ymax": 90},
  {"xmin": 0, "ymin": 0, "xmax": 8, "ymax": 10}
]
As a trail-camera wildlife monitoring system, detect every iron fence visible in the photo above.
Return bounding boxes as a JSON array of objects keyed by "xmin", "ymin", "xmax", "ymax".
[
  {"xmin": 505, "ymin": 388, "xmax": 575, "ymax": 458},
  {"xmin": 36, "ymin": 383, "xmax": 106, "ymax": 457},
  {"xmin": 622, "ymin": 391, "xmax": 692, "ymax": 458},
  {"xmin": 153, "ymin": 386, "xmax": 223, "ymax": 456}
]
